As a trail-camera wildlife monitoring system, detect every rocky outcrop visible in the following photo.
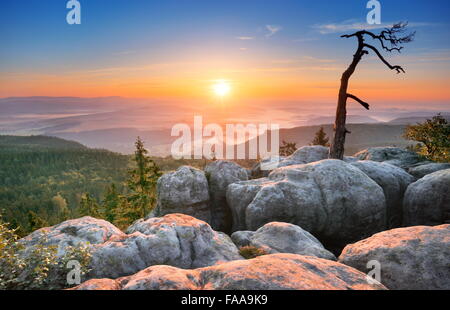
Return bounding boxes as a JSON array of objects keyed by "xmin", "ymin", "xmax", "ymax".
[
  {"xmin": 350, "ymin": 161, "xmax": 415, "ymax": 228},
  {"xmin": 408, "ymin": 163, "xmax": 450, "ymax": 179},
  {"xmin": 19, "ymin": 216, "xmax": 124, "ymax": 256},
  {"xmin": 204, "ymin": 161, "xmax": 248, "ymax": 232},
  {"xmin": 339, "ymin": 225, "xmax": 450, "ymax": 290},
  {"xmin": 90, "ymin": 214, "xmax": 243, "ymax": 279},
  {"xmin": 250, "ymin": 146, "xmax": 331, "ymax": 178},
  {"xmin": 154, "ymin": 166, "xmax": 211, "ymax": 223},
  {"xmin": 20, "ymin": 214, "xmax": 243, "ymax": 281},
  {"xmin": 73, "ymin": 253, "xmax": 386, "ymax": 290},
  {"xmin": 231, "ymin": 222, "xmax": 336, "ymax": 260},
  {"xmin": 278, "ymin": 146, "xmax": 330, "ymax": 168},
  {"xmin": 354, "ymin": 147, "xmax": 428, "ymax": 170},
  {"xmin": 250, "ymin": 156, "xmax": 286, "ymax": 178},
  {"xmin": 403, "ymin": 169, "xmax": 450, "ymax": 226},
  {"xmin": 227, "ymin": 160, "xmax": 386, "ymax": 249}
]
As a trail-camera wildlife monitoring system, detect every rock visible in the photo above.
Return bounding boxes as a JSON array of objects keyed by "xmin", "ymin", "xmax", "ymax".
[
  {"xmin": 350, "ymin": 161, "xmax": 415, "ymax": 228},
  {"xmin": 154, "ymin": 166, "xmax": 211, "ymax": 223},
  {"xmin": 403, "ymin": 169, "xmax": 450, "ymax": 226},
  {"xmin": 250, "ymin": 156, "xmax": 285, "ymax": 178},
  {"xmin": 90, "ymin": 214, "xmax": 243, "ymax": 279},
  {"xmin": 408, "ymin": 163, "xmax": 450, "ymax": 179},
  {"xmin": 355, "ymin": 147, "xmax": 428, "ymax": 169},
  {"xmin": 227, "ymin": 159, "xmax": 386, "ymax": 249},
  {"xmin": 231, "ymin": 222, "xmax": 336, "ymax": 260},
  {"xmin": 204, "ymin": 160, "xmax": 248, "ymax": 232},
  {"xmin": 250, "ymin": 146, "xmax": 330, "ymax": 178},
  {"xmin": 73, "ymin": 253, "xmax": 386, "ymax": 290},
  {"xmin": 19, "ymin": 217, "xmax": 124, "ymax": 256},
  {"xmin": 339, "ymin": 225, "xmax": 450, "ymax": 290}
]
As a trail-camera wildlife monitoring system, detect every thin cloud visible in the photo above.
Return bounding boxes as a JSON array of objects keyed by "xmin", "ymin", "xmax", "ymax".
[
  {"xmin": 236, "ymin": 36, "xmax": 255, "ymax": 40},
  {"xmin": 313, "ymin": 20, "xmax": 438, "ymax": 34},
  {"xmin": 266, "ymin": 25, "xmax": 282, "ymax": 37}
]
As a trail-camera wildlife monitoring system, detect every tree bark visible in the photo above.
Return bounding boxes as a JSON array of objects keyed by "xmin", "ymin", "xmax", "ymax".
[{"xmin": 329, "ymin": 35, "xmax": 365, "ymax": 159}]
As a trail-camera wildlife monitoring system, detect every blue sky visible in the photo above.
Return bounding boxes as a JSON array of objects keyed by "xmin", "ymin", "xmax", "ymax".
[{"xmin": 0, "ymin": 0, "xmax": 449, "ymax": 112}]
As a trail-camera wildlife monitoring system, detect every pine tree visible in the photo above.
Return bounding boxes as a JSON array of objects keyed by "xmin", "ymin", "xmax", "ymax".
[
  {"xmin": 279, "ymin": 140, "xmax": 297, "ymax": 156},
  {"xmin": 115, "ymin": 137, "xmax": 162, "ymax": 227},
  {"xmin": 101, "ymin": 184, "xmax": 120, "ymax": 223},
  {"xmin": 78, "ymin": 193, "xmax": 101, "ymax": 218},
  {"xmin": 28, "ymin": 211, "xmax": 49, "ymax": 232},
  {"xmin": 311, "ymin": 127, "xmax": 330, "ymax": 147}
]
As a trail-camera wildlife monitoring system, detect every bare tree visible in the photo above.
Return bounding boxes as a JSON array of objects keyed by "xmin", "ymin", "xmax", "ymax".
[{"xmin": 329, "ymin": 22, "xmax": 415, "ymax": 159}]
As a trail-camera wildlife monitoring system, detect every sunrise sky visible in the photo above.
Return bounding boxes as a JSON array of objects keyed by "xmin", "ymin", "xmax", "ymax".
[{"xmin": 1, "ymin": 0, "xmax": 450, "ymax": 115}]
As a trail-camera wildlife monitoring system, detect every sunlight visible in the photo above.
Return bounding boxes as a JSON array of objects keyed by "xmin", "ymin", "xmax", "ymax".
[{"xmin": 212, "ymin": 80, "xmax": 231, "ymax": 98}]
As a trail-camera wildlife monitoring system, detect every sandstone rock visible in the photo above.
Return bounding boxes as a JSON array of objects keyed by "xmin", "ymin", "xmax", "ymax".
[
  {"xmin": 408, "ymin": 163, "xmax": 450, "ymax": 179},
  {"xmin": 204, "ymin": 160, "xmax": 248, "ymax": 232},
  {"xmin": 403, "ymin": 169, "xmax": 450, "ymax": 226},
  {"xmin": 350, "ymin": 161, "xmax": 415, "ymax": 228},
  {"xmin": 227, "ymin": 160, "xmax": 386, "ymax": 249},
  {"xmin": 278, "ymin": 145, "xmax": 329, "ymax": 168},
  {"xmin": 90, "ymin": 214, "xmax": 243, "ymax": 279},
  {"xmin": 231, "ymin": 222, "xmax": 336, "ymax": 260},
  {"xmin": 355, "ymin": 147, "xmax": 427, "ymax": 169},
  {"xmin": 19, "ymin": 216, "xmax": 124, "ymax": 256},
  {"xmin": 73, "ymin": 253, "xmax": 386, "ymax": 290},
  {"xmin": 251, "ymin": 146, "xmax": 331, "ymax": 178},
  {"xmin": 250, "ymin": 156, "xmax": 285, "ymax": 178},
  {"xmin": 154, "ymin": 166, "xmax": 210, "ymax": 223},
  {"xmin": 339, "ymin": 225, "xmax": 450, "ymax": 290}
]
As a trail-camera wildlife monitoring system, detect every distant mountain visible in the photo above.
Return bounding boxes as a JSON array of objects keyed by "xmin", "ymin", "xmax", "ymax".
[
  {"xmin": 388, "ymin": 113, "xmax": 450, "ymax": 125},
  {"xmin": 305, "ymin": 115, "xmax": 380, "ymax": 126},
  {"xmin": 0, "ymin": 135, "xmax": 87, "ymax": 151},
  {"xmin": 236, "ymin": 123, "xmax": 412, "ymax": 157}
]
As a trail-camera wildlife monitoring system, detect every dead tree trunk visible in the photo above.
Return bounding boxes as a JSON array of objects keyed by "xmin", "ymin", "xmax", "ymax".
[{"xmin": 329, "ymin": 23, "xmax": 414, "ymax": 159}]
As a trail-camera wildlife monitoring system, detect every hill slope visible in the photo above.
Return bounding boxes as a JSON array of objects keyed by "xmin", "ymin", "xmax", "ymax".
[{"xmin": 0, "ymin": 136, "xmax": 130, "ymax": 234}]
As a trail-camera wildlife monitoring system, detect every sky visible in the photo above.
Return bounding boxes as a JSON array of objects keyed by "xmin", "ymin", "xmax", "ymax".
[{"xmin": 1, "ymin": 0, "xmax": 450, "ymax": 123}]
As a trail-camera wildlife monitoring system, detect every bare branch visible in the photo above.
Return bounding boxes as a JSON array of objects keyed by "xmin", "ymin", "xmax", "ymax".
[
  {"xmin": 363, "ymin": 43, "xmax": 405, "ymax": 73},
  {"xmin": 347, "ymin": 94, "xmax": 370, "ymax": 110}
]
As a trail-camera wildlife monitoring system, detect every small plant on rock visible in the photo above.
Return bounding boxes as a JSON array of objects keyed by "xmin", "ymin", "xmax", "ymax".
[{"xmin": 239, "ymin": 246, "xmax": 268, "ymax": 259}]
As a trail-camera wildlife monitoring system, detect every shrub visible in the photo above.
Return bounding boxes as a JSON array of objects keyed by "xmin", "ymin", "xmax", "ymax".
[
  {"xmin": 0, "ymin": 216, "xmax": 92, "ymax": 290},
  {"xmin": 239, "ymin": 246, "xmax": 268, "ymax": 259}
]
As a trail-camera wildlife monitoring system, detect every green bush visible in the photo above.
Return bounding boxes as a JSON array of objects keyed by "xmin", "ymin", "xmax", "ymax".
[
  {"xmin": 0, "ymin": 216, "xmax": 92, "ymax": 290},
  {"xmin": 239, "ymin": 246, "xmax": 268, "ymax": 259}
]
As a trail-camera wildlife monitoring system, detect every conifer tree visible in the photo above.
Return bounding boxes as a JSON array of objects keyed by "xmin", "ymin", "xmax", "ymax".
[
  {"xmin": 311, "ymin": 127, "xmax": 330, "ymax": 147},
  {"xmin": 78, "ymin": 193, "xmax": 101, "ymax": 218}
]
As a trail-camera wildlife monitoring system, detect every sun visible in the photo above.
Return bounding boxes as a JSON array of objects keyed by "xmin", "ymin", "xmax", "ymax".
[{"xmin": 213, "ymin": 80, "xmax": 231, "ymax": 97}]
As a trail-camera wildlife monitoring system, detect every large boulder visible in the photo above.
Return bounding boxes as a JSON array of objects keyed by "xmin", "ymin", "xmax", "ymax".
[
  {"xmin": 403, "ymin": 169, "xmax": 450, "ymax": 226},
  {"xmin": 278, "ymin": 146, "xmax": 330, "ymax": 168},
  {"xmin": 227, "ymin": 160, "xmax": 386, "ymax": 250},
  {"xmin": 154, "ymin": 166, "xmax": 211, "ymax": 223},
  {"xmin": 73, "ymin": 253, "xmax": 386, "ymax": 290},
  {"xmin": 90, "ymin": 214, "xmax": 243, "ymax": 279},
  {"xmin": 231, "ymin": 222, "xmax": 336, "ymax": 261},
  {"xmin": 204, "ymin": 160, "xmax": 248, "ymax": 232},
  {"xmin": 408, "ymin": 163, "xmax": 450, "ymax": 179},
  {"xmin": 339, "ymin": 225, "xmax": 450, "ymax": 290},
  {"xmin": 250, "ymin": 155, "xmax": 286, "ymax": 178},
  {"xmin": 19, "ymin": 216, "xmax": 124, "ymax": 256},
  {"xmin": 19, "ymin": 215, "xmax": 243, "ymax": 282},
  {"xmin": 250, "ymin": 146, "xmax": 330, "ymax": 178},
  {"xmin": 355, "ymin": 147, "xmax": 427, "ymax": 170},
  {"xmin": 350, "ymin": 161, "xmax": 415, "ymax": 228}
]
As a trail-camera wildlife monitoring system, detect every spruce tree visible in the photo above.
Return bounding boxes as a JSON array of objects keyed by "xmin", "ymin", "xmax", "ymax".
[
  {"xmin": 116, "ymin": 137, "xmax": 162, "ymax": 227},
  {"xmin": 78, "ymin": 193, "xmax": 101, "ymax": 218},
  {"xmin": 311, "ymin": 127, "xmax": 330, "ymax": 147}
]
